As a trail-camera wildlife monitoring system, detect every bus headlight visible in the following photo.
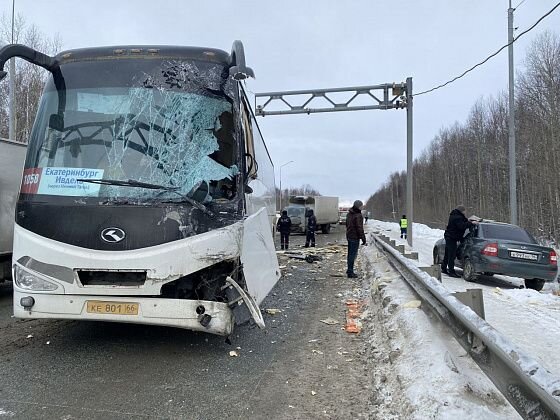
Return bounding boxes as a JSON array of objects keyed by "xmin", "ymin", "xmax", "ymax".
[{"xmin": 14, "ymin": 266, "xmax": 59, "ymax": 291}]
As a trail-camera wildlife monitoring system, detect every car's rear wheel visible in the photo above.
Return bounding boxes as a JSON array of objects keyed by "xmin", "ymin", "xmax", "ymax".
[
  {"xmin": 462, "ymin": 259, "xmax": 478, "ymax": 282},
  {"xmin": 524, "ymin": 279, "xmax": 545, "ymax": 291}
]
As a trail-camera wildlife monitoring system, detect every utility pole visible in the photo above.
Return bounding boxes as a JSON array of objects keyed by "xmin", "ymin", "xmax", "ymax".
[
  {"xmin": 508, "ymin": 0, "xmax": 517, "ymax": 225},
  {"xmin": 406, "ymin": 77, "xmax": 413, "ymax": 246},
  {"xmin": 279, "ymin": 160, "xmax": 294, "ymax": 212},
  {"xmin": 9, "ymin": 0, "xmax": 16, "ymax": 141}
]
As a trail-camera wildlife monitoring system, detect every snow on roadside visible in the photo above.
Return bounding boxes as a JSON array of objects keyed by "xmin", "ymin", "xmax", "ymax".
[
  {"xmin": 367, "ymin": 219, "xmax": 560, "ymax": 378},
  {"xmin": 360, "ymin": 246, "xmax": 519, "ymax": 419}
]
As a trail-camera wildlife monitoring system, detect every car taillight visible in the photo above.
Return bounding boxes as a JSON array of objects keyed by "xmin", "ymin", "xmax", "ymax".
[
  {"xmin": 481, "ymin": 243, "xmax": 498, "ymax": 257},
  {"xmin": 550, "ymin": 250, "xmax": 557, "ymax": 266}
]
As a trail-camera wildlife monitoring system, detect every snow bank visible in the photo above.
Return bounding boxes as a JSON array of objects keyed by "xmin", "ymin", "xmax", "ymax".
[
  {"xmin": 502, "ymin": 288, "xmax": 560, "ymax": 306},
  {"xmin": 362, "ymin": 247, "xmax": 520, "ymax": 419}
]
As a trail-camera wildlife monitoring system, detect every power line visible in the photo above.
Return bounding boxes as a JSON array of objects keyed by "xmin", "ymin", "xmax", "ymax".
[
  {"xmin": 415, "ymin": 1, "xmax": 560, "ymax": 96},
  {"xmin": 515, "ymin": 0, "xmax": 528, "ymax": 10}
]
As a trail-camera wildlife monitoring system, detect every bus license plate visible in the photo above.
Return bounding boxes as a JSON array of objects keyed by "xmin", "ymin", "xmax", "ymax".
[
  {"xmin": 87, "ymin": 301, "xmax": 139, "ymax": 315},
  {"xmin": 509, "ymin": 251, "xmax": 538, "ymax": 261}
]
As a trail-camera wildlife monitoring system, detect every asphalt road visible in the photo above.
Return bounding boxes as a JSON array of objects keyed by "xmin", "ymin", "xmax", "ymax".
[{"xmin": 0, "ymin": 226, "xmax": 371, "ymax": 419}]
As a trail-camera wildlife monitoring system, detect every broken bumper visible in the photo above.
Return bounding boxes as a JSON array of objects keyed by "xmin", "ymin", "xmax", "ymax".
[{"xmin": 13, "ymin": 290, "xmax": 235, "ymax": 336}]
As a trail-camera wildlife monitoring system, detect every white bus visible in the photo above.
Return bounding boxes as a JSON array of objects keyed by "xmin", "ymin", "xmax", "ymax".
[{"xmin": 0, "ymin": 41, "xmax": 279, "ymax": 337}]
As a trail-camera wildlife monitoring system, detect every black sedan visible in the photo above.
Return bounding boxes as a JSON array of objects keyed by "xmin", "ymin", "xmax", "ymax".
[{"xmin": 433, "ymin": 221, "xmax": 558, "ymax": 291}]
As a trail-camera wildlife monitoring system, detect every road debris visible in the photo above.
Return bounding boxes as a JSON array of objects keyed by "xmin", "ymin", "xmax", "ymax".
[
  {"xmin": 229, "ymin": 350, "xmax": 239, "ymax": 357},
  {"xmin": 311, "ymin": 391, "xmax": 317, "ymax": 396},
  {"xmin": 402, "ymin": 300, "xmax": 421, "ymax": 309},
  {"xmin": 311, "ymin": 349, "xmax": 324, "ymax": 355},
  {"xmin": 320, "ymin": 317, "xmax": 339, "ymax": 325},
  {"xmin": 265, "ymin": 308, "xmax": 282, "ymax": 315},
  {"xmin": 26, "ymin": 334, "xmax": 33, "ymax": 339},
  {"xmin": 345, "ymin": 299, "xmax": 365, "ymax": 334},
  {"xmin": 305, "ymin": 255, "xmax": 322, "ymax": 263}
]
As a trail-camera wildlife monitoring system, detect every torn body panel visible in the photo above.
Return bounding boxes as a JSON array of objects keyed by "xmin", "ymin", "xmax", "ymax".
[{"xmin": 241, "ymin": 208, "xmax": 281, "ymax": 305}]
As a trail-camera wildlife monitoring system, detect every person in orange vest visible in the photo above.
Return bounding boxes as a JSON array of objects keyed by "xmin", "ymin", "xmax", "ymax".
[{"xmin": 400, "ymin": 215, "xmax": 408, "ymax": 239}]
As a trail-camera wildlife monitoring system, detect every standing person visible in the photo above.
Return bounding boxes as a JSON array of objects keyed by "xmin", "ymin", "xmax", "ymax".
[
  {"xmin": 276, "ymin": 210, "xmax": 292, "ymax": 250},
  {"xmin": 400, "ymin": 215, "xmax": 408, "ymax": 239},
  {"xmin": 364, "ymin": 210, "xmax": 369, "ymax": 224},
  {"xmin": 304, "ymin": 209, "xmax": 317, "ymax": 247},
  {"xmin": 346, "ymin": 200, "xmax": 367, "ymax": 278},
  {"xmin": 441, "ymin": 205, "xmax": 477, "ymax": 277}
]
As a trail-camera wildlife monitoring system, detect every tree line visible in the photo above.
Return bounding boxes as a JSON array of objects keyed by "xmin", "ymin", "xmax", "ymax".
[{"xmin": 366, "ymin": 32, "xmax": 560, "ymax": 243}]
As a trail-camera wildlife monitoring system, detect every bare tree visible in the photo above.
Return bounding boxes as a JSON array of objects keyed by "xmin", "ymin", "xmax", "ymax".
[{"xmin": 0, "ymin": 14, "xmax": 62, "ymax": 142}]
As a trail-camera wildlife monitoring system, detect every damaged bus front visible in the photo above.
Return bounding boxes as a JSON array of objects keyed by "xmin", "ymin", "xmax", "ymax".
[{"xmin": 0, "ymin": 42, "xmax": 280, "ymax": 336}]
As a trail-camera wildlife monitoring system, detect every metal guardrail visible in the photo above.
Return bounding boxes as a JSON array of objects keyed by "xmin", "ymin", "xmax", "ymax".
[
  {"xmin": 371, "ymin": 232, "xmax": 560, "ymax": 420},
  {"xmin": 0, "ymin": 137, "xmax": 27, "ymax": 146}
]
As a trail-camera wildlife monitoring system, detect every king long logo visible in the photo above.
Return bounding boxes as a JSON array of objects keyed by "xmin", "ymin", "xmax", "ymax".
[{"xmin": 100, "ymin": 227, "xmax": 126, "ymax": 243}]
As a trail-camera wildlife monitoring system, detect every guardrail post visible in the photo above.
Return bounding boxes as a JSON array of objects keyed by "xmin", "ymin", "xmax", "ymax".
[
  {"xmin": 395, "ymin": 244, "xmax": 405, "ymax": 254},
  {"xmin": 405, "ymin": 251, "xmax": 418, "ymax": 260},
  {"xmin": 452, "ymin": 289, "xmax": 485, "ymax": 320},
  {"xmin": 420, "ymin": 265, "xmax": 442, "ymax": 282}
]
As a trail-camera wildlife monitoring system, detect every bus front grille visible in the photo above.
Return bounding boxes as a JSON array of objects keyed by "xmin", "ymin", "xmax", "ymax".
[{"xmin": 77, "ymin": 270, "xmax": 147, "ymax": 287}]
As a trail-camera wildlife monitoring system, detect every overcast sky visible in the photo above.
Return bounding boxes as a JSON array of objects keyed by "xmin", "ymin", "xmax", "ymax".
[{"xmin": 3, "ymin": 0, "xmax": 560, "ymax": 205}]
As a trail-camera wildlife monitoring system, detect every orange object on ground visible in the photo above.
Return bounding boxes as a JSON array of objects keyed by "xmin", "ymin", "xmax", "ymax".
[{"xmin": 345, "ymin": 299, "xmax": 364, "ymax": 334}]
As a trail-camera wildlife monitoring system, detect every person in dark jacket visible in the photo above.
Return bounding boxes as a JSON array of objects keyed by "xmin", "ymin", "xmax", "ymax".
[
  {"xmin": 441, "ymin": 205, "xmax": 477, "ymax": 277},
  {"xmin": 276, "ymin": 210, "xmax": 292, "ymax": 250},
  {"xmin": 346, "ymin": 200, "xmax": 367, "ymax": 278},
  {"xmin": 304, "ymin": 209, "xmax": 317, "ymax": 247}
]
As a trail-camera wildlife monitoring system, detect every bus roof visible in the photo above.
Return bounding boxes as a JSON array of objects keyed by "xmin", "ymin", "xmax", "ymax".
[{"xmin": 54, "ymin": 45, "xmax": 231, "ymax": 65}]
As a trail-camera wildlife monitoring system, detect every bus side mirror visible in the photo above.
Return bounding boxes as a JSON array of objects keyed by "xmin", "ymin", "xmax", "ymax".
[{"xmin": 49, "ymin": 114, "xmax": 64, "ymax": 131}]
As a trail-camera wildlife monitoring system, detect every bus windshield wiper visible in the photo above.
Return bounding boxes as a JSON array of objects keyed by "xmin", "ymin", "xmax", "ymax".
[
  {"xmin": 76, "ymin": 178, "xmax": 179, "ymax": 191},
  {"xmin": 77, "ymin": 178, "xmax": 214, "ymax": 217}
]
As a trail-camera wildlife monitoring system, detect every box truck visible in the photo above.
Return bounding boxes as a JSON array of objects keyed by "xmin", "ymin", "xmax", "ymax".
[{"xmin": 284, "ymin": 195, "xmax": 339, "ymax": 234}]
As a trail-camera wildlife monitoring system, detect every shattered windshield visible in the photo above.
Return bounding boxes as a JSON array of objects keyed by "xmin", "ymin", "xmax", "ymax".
[
  {"xmin": 22, "ymin": 59, "xmax": 239, "ymax": 203},
  {"xmin": 287, "ymin": 207, "xmax": 305, "ymax": 217}
]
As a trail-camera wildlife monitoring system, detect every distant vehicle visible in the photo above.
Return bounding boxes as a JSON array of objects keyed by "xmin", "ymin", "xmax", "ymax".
[
  {"xmin": 0, "ymin": 138, "xmax": 27, "ymax": 283},
  {"xmin": 284, "ymin": 195, "xmax": 339, "ymax": 234},
  {"xmin": 338, "ymin": 206, "xmax": 350, "ymax": 224},
  {"xmin": 433, "ymin": 221, "xmax": 558, "ymax": 291}
]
